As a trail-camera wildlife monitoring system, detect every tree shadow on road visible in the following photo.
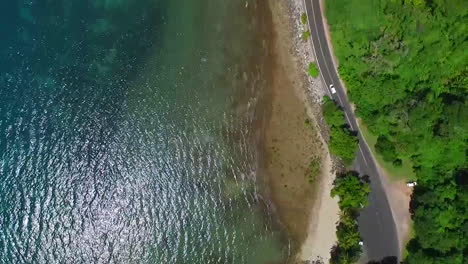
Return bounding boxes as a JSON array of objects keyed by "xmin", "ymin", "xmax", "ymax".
[{"xmin": 367, "ymin": 256, "xmax": 398, "ymax": 264}]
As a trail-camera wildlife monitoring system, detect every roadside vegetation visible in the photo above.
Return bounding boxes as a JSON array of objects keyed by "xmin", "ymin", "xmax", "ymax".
[
  {"xmin": 300, "ymin": 12, "xmax": 307, "ymax": 25},
  {"xmin": 322, "ymin": 96, "xmax": 358, "ymax": 165},
  {"xmin": 301, "ymin": 30, "xmax": 311, "ymax": 41},
  {"xmin": 326, "ymin": 0, "xmax": 467, "ymax": 262},
  {"xmin": 330, "ymin": 171, "xmax": 370, "ymax": 264},
  {"xmin": 307, "ymin": 62, "xmax": 319, "ymax": 78},
  {"xmin": 300, "ymin": 13, "xmax": 311, "ymax": 41}
]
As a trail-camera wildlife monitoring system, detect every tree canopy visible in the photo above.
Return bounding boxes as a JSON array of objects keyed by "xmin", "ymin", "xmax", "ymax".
[
  {"xmin": 330, "ymin": 172, "xmax": 370, "ymax": 263},
  {"xmin": 326, "ymin": 0, "xmax": 468, "ymax": 262},
  {"xmin": 332, "ymin": 172, "xmax": 370, "ymax": 209},
  {"xmin": 322, "ymin": 96, "xmax": 359, "ymax": 165}
]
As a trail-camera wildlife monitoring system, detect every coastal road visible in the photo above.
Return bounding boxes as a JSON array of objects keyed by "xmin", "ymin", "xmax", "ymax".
[{"xmin": 303, "ymin": 0, "xmax": 400, "ymax": 262}]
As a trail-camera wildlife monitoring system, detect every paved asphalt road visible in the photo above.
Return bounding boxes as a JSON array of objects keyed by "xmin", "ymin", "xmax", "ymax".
[{"xmin": 303, "ymin": 0, "xmax": 400, "ymax": 262}]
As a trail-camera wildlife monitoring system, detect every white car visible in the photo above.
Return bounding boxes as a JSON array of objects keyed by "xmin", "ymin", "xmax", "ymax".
[
  {"xmin": 329, "ymin": 84, "xmax": 337, "ymax": 94},
  {"xmin": 406, "ymin": 181, "xmax": 417, "ymax": 187}
]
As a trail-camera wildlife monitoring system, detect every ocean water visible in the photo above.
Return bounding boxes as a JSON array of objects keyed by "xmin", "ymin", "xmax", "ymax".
[{"xmin": 0, "ymin": 1, "xmax": 288, "ymax": 263}]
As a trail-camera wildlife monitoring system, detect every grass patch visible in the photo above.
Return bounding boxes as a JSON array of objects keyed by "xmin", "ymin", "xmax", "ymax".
[
  {"xmin": 300, "ymin": 13, "xmax": 307, "ymax": 24},
  {"xmin": 307, "ymin": 62, "xmax": 319, "ymax": 78},
  {"xmin": 358, "ymin": 120, "xmax": 416, "ymax": 181},
  {"xmin": 301, "ymin": 30, "xmax": 311, "ymax": 41}
]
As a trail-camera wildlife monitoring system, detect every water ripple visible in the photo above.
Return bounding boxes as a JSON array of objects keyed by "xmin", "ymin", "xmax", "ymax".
[{"xmin": 0, "ymin": 0, "xmax": 286, "ymax": 263}]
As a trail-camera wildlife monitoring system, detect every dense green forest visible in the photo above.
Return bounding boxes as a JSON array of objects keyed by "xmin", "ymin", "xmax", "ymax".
[{"xmin": 326, "ymin": 0, "xmax": 467, "ymax": 263}]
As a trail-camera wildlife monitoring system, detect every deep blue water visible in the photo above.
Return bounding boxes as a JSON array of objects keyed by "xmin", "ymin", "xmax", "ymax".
[{"xmin": 0, "ymin": 1, "xmax": 287, "ymax": 263}]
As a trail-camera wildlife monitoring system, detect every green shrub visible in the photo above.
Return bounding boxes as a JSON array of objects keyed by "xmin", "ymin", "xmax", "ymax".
[
  {"xmin": 300, "ymin": 13, "xmax": 307, "ymax": 24},
  {"xmin": 307, "ymin": 62, "xmax": 319, "ymax": 78},
  {"xmin": 301, "ymin": 30, "xmax": 311, "ymax": 41},
  {"xmin": 392, "ymin": 158, "xmax": 402, "ymax": 167}
]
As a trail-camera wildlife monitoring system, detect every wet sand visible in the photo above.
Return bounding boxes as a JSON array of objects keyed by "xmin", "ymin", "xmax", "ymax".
[{"xmin": 255, "ymin": 0, "xmax": 339, "ymax": 262}]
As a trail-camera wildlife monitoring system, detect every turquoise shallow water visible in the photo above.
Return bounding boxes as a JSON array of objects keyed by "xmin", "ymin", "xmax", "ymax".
[{"xmin": 0, "ymin": 1, "xmax": 288, "ymax": 263}]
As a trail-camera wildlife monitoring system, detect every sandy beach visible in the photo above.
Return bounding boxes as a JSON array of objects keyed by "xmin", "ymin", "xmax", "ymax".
[{"xmin": 257, "ymin": 0, "xmax": 340, "ymax": 262}]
